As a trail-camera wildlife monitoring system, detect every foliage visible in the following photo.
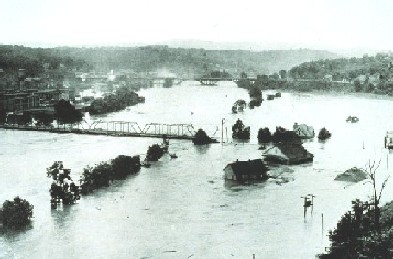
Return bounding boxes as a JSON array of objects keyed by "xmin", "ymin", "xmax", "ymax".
[
  {"xmin": 80, "ymin": 162, "xmax": 113, "ymax": 194},
  {"xmin": 363, "ymin": 160, "xmax": 390, "ymax": 226},
  {"xmin": 321, "ymin": 161, "xmax": 391, "ymax": 258},
  {"xmin": 34, "ymin": 112, "xmax": 53, "ymax": 126},
  {"xmin": 1, "ymin": 197, "xmax": 34, "ymax": 229},
  {"xmin": 193, "ymin": 128, "xmax": 216, "ymax": 145},
  {"xmin": 46, "ymin": 161, "xmax": 80, "ymax": 207},
  {"xmin": 54, "ymin": 99, "xmax": 82, "ymax": 124},
  {"xmin": 249, "ymin": 85, "xmax": 262, "ymax": 98},
  {"xmin": 257, "ymin": 127, "xmax": 272, "ymax": 143},
  {"xmin": 111, "ymin": 155, "xmax": 141, "ymax": 179},
  {"xmin": 80, "ymin": 155, "xmax": 142, "ymax": 194},
  {"xmin": 0, "ymin": 45, "xmax": 88, "ymax": 75},
  {"xmin": 320, "ymin": 200, "xmax": 393, "ymax": 258},
  {"xmin": 0, "ymin": 109, "xmax": 6, "ymax": 123},
  {"xmin": 146, "ymin": 144, "xmax": 165, "ymax": 161},
  {"xmin": 232, "ymin": 119, "xmax": 250, "ymax": 140},
  {"xmin": 354, "ymin": 79, "xmax": 362, "ymax": 92},
  {"xmin": 271, "ymin": 127, "xmax": 302, "ymax": 144},
  {"xmin": 236, "ymin": 79, "xmax": 251, "ymax": 89}
]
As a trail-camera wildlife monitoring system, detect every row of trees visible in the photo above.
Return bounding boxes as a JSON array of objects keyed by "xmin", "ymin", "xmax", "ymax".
[
  {"xmin": 289, "ymin": 56, "xmax": 391, "ymax": 81},
  {"xmin": 80, "ymin": 155, "xmax": 141, "ymax": 194},
  {"xmin": 0, "ymin": 46, "xmax": 88, "ymax": 77}
]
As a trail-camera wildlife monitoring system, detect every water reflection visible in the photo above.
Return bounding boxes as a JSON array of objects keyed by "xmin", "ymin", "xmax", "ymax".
[
  {"xmin": 232, "ymin": 138, "xmax": 251, "ymax": 145},
  {"xmin": 224, "ymin": 179, "xmax": 267, "ymax": 190},
  {"xmin": 1, "ymin": 224, "xmax": 34, "ymax": 242},
  {"xmin": 50, "ymin": 204, "xmax": 73, "ymax": 229},
  {"xmin": 193, "ymin": 145, "xmax": 211, "ymax": 155}
]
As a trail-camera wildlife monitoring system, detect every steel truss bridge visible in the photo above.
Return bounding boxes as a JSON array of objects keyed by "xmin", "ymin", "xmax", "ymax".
[{"xmin": 0, "ymin": 121, "xmax": 196, "ymax": 140}]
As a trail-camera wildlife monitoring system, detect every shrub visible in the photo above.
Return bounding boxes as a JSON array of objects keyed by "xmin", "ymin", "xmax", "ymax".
[{"xmin": 1, "ymin": 197, "xmax": 34, "ymax": 229}]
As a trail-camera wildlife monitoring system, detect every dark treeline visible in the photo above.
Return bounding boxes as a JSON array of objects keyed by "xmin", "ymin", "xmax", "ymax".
[
  {"xmin": 0, "ymin": 45, "xmax": 89, "ymax": 75},
  {"xmin": 289, "ymin": 56, "xmax": 390, "ymax": 81},
  {"xmin": 80, "ymin": 155, "xmax": 141, "ymax": 194},
  {"xmin": 0, "ymin": 45, "xmax": 337, "ymax": 76}
]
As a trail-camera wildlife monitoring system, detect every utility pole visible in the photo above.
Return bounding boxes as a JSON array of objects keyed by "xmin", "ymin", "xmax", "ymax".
[{"xmin": 221, "ymin": 118, "xmax": 225, "ymax": 144}]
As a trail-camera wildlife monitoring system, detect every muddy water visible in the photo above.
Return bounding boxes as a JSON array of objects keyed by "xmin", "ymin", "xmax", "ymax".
[{"xmin": 1, "ymin": 81, "xmax": 393, "ymax": 258}]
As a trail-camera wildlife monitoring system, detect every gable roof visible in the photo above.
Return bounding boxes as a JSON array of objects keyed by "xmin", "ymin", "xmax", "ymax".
[
  {"xmin": 293, "ymin": 124, "xmax": 314, "ymax": 137},
  {"xmin": 275, "ymin": 143, "xmax": 313, "ymax": 160},
  {"xmin": 264, "ymin": 143, "xmax": 313, "ymax": 160}
]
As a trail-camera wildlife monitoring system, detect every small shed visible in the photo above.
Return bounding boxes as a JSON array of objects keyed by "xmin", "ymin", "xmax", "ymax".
[
  {"xmin": 224, "ymin": 159, "xmax": 269, "ymax": 181},
  {"xmin": 263, "ymin": 143, "xmax": 313, "ymax": 165}
]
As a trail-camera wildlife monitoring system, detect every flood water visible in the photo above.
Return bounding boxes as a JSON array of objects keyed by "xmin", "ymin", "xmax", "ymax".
[{"xmin": 1, "ymin": 81, "xmax": 393, "ymax": 258}]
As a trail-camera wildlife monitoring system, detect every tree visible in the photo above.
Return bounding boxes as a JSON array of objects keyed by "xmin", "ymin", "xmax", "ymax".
[
  {"xmin": 34, "ymin": 112, "xmax": 53, "ymax": 126},
  {"xmin": 354, "ymin": 79, "xmax": 362, "ymax": 92},
  {"xmin": 363, "ymin": 159, "xmax": 390, "ymax": 228},
  {"xmin": 111, "ymin": 155, "xmax": 141, "ymax": 179},
  {"xmin": 1, "ymin": 197, "xmax": 34, "ymax": 229},
  {"xmin": 54, "ymin": 99, "xmax": 82, "ymax": 124},
  {"xmin": 0, "ymin": 109, "xmax": 6, "ymax": 123},
  {"xmin": 146, "ymin": 144, "xmax": 165, "ymax": 161}
]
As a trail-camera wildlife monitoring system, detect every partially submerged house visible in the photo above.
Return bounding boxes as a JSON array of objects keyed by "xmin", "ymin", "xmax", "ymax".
[
  {"xmin": 263, "ymin": 143, "xmax": 313, "ymax": 165},
  {"xmin": 293, "ymin": 123, "xmax": 315, "ymax": 139},
  {"xmin": 224, "ymin": 159, "xmax": 269, "ymax": 181}
]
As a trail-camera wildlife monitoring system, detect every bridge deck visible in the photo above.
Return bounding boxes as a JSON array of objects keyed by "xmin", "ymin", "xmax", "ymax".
[{"xmin": 0, "ymin": 124, "xmax": 195, "ymax": 140}]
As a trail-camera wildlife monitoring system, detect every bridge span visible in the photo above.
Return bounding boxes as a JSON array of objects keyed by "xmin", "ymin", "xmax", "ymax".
[{"xmin": 0, "ymin": 121, "xmax": 196, "ymax": 140}]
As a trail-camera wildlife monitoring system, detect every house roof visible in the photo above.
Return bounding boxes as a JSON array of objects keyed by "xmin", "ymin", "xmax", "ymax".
[
  {"xmin": 226, "ymin": 159, "xmax": 269, "ymax": 176},
  {"xmin": 276, "ymin": 143, "xmax": 313, "ymax": 160},
  {"xmin": 293, "ymin": 124, "xmax": 314, "ymax": 137}
]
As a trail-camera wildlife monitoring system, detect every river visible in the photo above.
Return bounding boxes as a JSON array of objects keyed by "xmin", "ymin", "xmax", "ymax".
[{"xmin": 1, "ymin": 81, "xmax": 393, "ymax": 258}]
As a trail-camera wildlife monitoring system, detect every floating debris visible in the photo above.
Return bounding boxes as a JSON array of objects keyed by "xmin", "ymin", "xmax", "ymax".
[
  {"xmin": 346, "ymin": 116, "xmax": 359, "ymax": 123},
  {"xmin": 335, "ymin": 167, "xmax": 367, "ymax": 182}
]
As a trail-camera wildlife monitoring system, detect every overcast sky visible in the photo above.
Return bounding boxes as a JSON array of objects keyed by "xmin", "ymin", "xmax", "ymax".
[{"xmin": 1, "ymin": 0, "xmax": 392, "ymax": 52}]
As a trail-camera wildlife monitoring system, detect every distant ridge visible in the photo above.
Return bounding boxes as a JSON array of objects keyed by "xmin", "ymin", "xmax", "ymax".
[{"xmin": 0, "ymin": 45, "xmax": 338, "ymax": 75}]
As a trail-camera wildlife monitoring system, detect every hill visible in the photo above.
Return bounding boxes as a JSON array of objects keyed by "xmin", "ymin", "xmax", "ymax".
[{"xmin": 0, "ymin": 45, "xmax": 338, "ymax": 77}]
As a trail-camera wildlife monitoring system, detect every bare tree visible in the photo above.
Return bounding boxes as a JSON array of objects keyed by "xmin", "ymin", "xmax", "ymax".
[{"xmin": 363, "ymin": 159, "xmax": 390, "ymax": 228}]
